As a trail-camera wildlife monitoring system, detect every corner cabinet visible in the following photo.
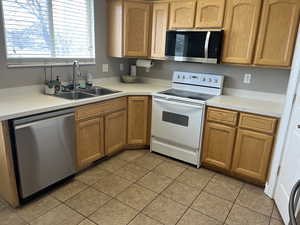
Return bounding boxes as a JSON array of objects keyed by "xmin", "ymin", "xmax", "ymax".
[
  {"xmin": 254, "ymin": 0, "xmax": 300, "ymax": 67},
  {"xmin": 151, "ymin": 2, "xmax": 169, "ymax": 58},
  {"xmin": 169, "ymin": 0, "xmax": 197, "ymax": 29},
  {"xmin": 222, "ymin": 0, "xmax": 262, "ymax": 64},
  {"xmin": 202, "ymin": 107, "xmax": 278, "ymax": 185},
  {"xmin": 195, "ymin": 0, "xmax": 225, "ymax": 28},
  {"xmin": 127, "ymin": 96, "xmax": 150, "ymax": 146},
  {"xmin": 124, "ymin": 1, "xmax": 151, "ymax": 57}
]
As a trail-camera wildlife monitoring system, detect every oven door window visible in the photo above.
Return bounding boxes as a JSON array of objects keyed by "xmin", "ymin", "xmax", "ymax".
[{"xmin": 162, "ymin": 111, "xmax": 189, "ymax": 127}]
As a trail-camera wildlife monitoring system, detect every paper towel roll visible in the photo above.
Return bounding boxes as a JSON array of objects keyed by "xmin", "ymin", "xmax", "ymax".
[{"xmin": 136, "ymin": 59, "xmax": 153, "ymax": 68}]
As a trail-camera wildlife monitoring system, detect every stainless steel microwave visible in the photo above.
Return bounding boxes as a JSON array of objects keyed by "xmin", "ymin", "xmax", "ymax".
[{"xmin": 165, "ymin": 30, "xmax": 224, "ymax": 64}]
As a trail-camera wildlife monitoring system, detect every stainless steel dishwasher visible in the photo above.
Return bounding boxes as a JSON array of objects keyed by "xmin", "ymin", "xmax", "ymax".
[{"xmin": 12, "ymin": 108, "xmax": 76, "ymax": 199}]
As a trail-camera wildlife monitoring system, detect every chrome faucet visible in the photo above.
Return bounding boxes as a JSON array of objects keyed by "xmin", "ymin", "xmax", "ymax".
[{"xmin": 72, "ymin": 60, "xmax": 81, "ymax": 91}]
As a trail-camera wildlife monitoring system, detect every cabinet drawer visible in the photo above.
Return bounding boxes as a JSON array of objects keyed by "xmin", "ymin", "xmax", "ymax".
[
  {"xmin": 76, "ymin": 97, "xmax": 127, "ymax": 121},
  {"xmin": 207, "ymin": 107, "xmax": 238, "ymax": 126},
  {"xmin": 239, "ymin": 113, "xmax": 277, "ymax": 134}
]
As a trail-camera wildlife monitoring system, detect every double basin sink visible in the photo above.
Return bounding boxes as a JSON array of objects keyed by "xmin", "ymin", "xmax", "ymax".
[{"xmin": 55, "ymin": 87, "xmax": 120, "ymax": 100}]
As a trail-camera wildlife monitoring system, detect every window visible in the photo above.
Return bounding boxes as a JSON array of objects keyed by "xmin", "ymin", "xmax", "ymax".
[{"xmin": 1, "ymin": 0, "xmax": 95, "ymax": 66}]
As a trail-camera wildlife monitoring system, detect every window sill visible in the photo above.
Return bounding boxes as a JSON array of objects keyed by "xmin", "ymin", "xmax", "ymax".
[{"xmin": 7, "ymin": 61, "xmax": 96, "ymax": 68}]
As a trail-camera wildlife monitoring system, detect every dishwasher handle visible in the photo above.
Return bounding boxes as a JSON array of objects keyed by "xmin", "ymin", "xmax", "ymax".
[{"xmin": 14, "ymin": 113, "xmax": 75, "ymax": 130}]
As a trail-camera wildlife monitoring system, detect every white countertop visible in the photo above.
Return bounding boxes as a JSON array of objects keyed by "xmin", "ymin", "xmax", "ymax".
[{"xmin": 0, "ymin": 77, "xmax": 285, "ymax": 120}]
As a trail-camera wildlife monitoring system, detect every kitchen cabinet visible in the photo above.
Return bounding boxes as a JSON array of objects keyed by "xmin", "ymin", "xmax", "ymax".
[
  {"xmin": 127, "ymin": 96, "xmax": 150, "ymax": 146},
  {"xmin": 202, "ymin": 122, "xmax": 236, "ymax": 171},
  {"xmin": 222, "ymin": 0, "xmax": 262, "ymax": 64},
  {"xmin": 195, "ymin": 0, "xmax": 225, "ymax": 28},
  {"xmin": 254, "ymin": 0, "xmax": 300, "ymax": 67},
  {"xmin": 202, "ymin": 107, "xmax": 278, "ymax": 185},
  {"xmin": 232, "ymin": 129, "xmax": 274, "ymax": 184},
  {"xmin": 124, "ymin": 1, "xmax": 151, "ymax": 57},
  {"xmin": 105, "ymin": 110, "xmax": 127, "ymax": 155},
  {"xmin": 151, "ymin": 2, "xmax": 169, "ymax": 58},
  {"xmin": 169, "ymin": 0, "xmax": 197, "ymax": 29}
]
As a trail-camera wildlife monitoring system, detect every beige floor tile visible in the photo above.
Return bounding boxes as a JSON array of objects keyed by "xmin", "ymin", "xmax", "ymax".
[
  {"xmin": 114, "ymin": 163, "xmax": 149, "ymax": 182},
  {"xmin": 128, "ymin": 214, "xmax": 163, "ymax": 225},
  {"xmin": 176, "ymin": 169, "xmax": 214, "ymax": 189},
  {"xmin": 78, "ymin": 219, "xmax": 97, "ymax": 225},
  {"xmin": 153, "ymin": 161, "xmax": 186, "ymax": 179},
  {"xmin": 116, "ymin": 184, "xmax": 157, "ymax": 210},
  {"xmin": 177, "ymin": 208, "xmax": 222, "ymax": 225},
  {"xmin": 204, "ymin": 174, "xmax": 243, "ymax": 202},
  {"xmin": 92, "ymin": 174, "xmax": 132, "ymax": 197},
  {"xmin": 161, "ymin": 181, "xmax": 200, "ymax": 206},
  {"xmin": 143, "ymin": 195, "xmax": 187, "ymax": 225},
  {"xmin": 66, "ymin": 187, "xmax": 111, "ymax": 216},
  {"xmin": 191, "ymin": 192, "xmax": 232, "ymax": 222},
  {"xmin": 116, "ymin": 150, "xmax": 148, "ymax": 162},
  {"xmin": 15, "ymin": 195, "xmax": 60, "ymax": 223},
  {"xmin": 134, "ymin": 154, "xmax": 164, "ymax": 170},
  {"xmin": 137, "ymin": 172, "xmax": 172, "ymax": 193},
  {"xmin": 0, "ymin": 208, "xmax": 27, "ymax": 225},
  {"xmin": 225, "ymin": 204, "xmax": 269, "ymax": 225},
  {"xmin": 236, "ymin": 184, "xmax": 274, "ymax": 216},
  {"xmin": 272, "ymin": 205, "xmax": 283, "ymax": 221},
  {"xmin": 51, "ymin": 180, "xmax": 88, "ymax": 202},
  {"xmin": 96, "ymin": 157, "xmax": 127, "ymax": 173},
  {"xmin": 162, "ymin": 157, "xmax": 189, "ymax": 168},
  {"xmin": 269, "ymin": 218, "xmax": 284, "ymax": 225},
  {"xmin": 75, "ymin": 167, "xmax": 111, "ymax": 185},
  {"xmin": 89, "ymin": 199, "xmax": 138, "ymax": 225},
  {"xmin": 30, "ymin": 204, "xmax": 84, "ymax": 225}
]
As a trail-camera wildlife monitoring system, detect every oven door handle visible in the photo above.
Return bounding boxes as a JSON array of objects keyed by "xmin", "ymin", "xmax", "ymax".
[{"xmin": 153, "ymin": 97, "xmax": 204, "ymax": 109}]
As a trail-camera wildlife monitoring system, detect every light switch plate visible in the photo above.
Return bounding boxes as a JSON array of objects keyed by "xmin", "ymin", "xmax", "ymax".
[{"xmin": 102, "ymin": 64, "xmax": 109, "ymax": 73}]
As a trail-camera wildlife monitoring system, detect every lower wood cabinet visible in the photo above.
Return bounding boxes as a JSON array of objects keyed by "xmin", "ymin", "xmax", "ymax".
[
  {"xmin": 105, "ymin": 110, "xmax": 127, "ymax": 155},
  {"xmin": 76, "ymin": 117, "xmax": 105, "ymax": 169},
  {"xmin": 127, "ymin": 96, "xmax": 150, "ymax": 146},
  {"xmin": 202, "ymin": 107, "xmax": 278, "ymax": 185},
  {"xmin": 232, "ymin": 129, "xmax": 274, "ymax": 184},
  {"xmin": 202, "ymin": 122, "xmax": 236, "ymax": 171}
]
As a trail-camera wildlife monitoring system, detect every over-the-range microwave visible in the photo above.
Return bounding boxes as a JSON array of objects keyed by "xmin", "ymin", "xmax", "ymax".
[{"xmin": 165, "ymin": 30, "xmax": 224, "ymax": 64}]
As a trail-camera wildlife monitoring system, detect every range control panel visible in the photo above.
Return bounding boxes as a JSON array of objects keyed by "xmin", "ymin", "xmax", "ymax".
[{"xmin": 172, "ymin": 71, "xmax": 224, "ymax": 88}]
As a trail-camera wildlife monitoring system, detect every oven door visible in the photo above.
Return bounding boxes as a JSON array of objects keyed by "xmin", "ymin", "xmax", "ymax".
[{"xmin": 151, "ymin": 97, "xmax": 204, "ymax": 149}]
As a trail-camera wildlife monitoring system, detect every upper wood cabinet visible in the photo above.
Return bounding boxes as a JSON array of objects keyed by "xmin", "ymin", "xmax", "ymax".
[
  {"xmin": 76, "ymin": 117, "xmax": 105, "ymax": 169},
  {"xmin": 124, "ymin": 1, "xmax": 151, "ymax": 57},
  {"xmin": 195, "ymin": 0, "xmax": 225, "ymax": 28},
  {"xmin": 127, "ymin": 96, "xmax": 150, "ymax": 146},
  {"xmin": 254, "ymin": 0, "xmax": 300, "ymax": 67},
  {"xmin": 105, "ymin": 110, "xmax": 127, "ymax": 155},
  {"xmin": 222, "ymin": 0, "xmax": 262, "ymax": 64},
  {"xmin": 202, "ymin": 122, "xmax": 236, "ymax": 171},
  {"xmin": 169, "ymin": 0, "xmax": 197, "ymax": 29},
  {"xmin": 151, "ymin": 2, "xmax": 169, "ymax": 58},
  {"xmin": 232, "ymin": 129, "xmax": 274, "ymax": 184}
]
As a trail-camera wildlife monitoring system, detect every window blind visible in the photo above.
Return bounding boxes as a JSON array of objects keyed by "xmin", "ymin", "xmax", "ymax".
[{"xmin": 1, "ymin": 0, "xmax": 95, "ymax": 66}]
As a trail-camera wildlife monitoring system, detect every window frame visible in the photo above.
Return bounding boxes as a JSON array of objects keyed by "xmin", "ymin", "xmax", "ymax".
[{"xmin": 0, "ymin": 0, "xmax": 96, "ymax": 68}]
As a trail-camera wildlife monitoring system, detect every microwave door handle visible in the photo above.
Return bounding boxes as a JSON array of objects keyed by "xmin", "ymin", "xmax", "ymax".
[
  {"xmin": 153, "ymin": 98, "xmax": 203, "ymax": 110},
  {"xmin": 204, "ymin": 31, "xmax": 211, "ymax": 59}
]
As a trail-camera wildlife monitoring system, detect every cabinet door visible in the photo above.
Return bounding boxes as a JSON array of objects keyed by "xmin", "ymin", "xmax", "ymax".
[
  {"xmin": 195, "ymin": 0, "xmax": 225, "ymax": 28},
  {"xmin": 105, "ymin": 110, "xmax": 127, "ymax": 155},
  {"xmin": 169, "ymin": 0, "xmax": 196, "ymax": 29},
  {"xmin": 124, "ymin": 1, "xmax": 150, "ymax": 57},
  {"xmin": 151, "ymin": 2, "xmax": 169, "ymax": 58},
  {"xmin": 76, "ymin": 117, "xmax": 104, "ymax": 168},
  {"xmin": 232, "ymin": 129, "xmax": 274, "ymax": 184},
  {"xmin": 127, "ymin": 96, "xmax": 149, "ymax": 146},
  {"xmin": 254, "ymin": 0, "xmax": 300, "ymax": 67},
  {"xmin": 202, "ymin": 122, "xmax": 236, "ymax": 171},
  {"xmin": 222, "ymin": 0, "xmax": 262, "ymax": 64}
]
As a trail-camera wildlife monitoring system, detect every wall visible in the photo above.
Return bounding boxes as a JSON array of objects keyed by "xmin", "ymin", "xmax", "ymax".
[
  {"xmin": 0, "ymin": 0, "xmax": 128, "ymax": 89},
  {"xmin": 136, "ymin": 60, "xmax": 290, "ymax": 94}
]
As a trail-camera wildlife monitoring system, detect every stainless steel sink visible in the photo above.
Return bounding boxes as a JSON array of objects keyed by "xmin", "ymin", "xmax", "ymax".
[
  {"xmin": 56, "ymin": 91, "xmax": 95, "ymax": 100},
  {"xmin": 82, "ymin": 87, "xmax": 119, "ymax": 96}
]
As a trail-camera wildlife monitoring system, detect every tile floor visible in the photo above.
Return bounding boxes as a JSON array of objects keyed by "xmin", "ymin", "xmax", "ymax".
[{"xmin": 0, "ymin": 149, "xmax": 284, "ymax": 225}]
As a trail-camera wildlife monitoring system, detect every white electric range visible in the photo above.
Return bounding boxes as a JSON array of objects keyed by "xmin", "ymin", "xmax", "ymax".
[{"xmin": 151, "ymin": 71, "xmax": 224, "ymax": 168}]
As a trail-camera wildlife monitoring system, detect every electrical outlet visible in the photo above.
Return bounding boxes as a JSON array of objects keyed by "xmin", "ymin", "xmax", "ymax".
[
  {"xmin": 120, "ymin": 63, "xmax": 124, "ymax": 71},
  {"xmin": 243, "ymin": 73, "xmax": 252, "ymax": 84},
  {"xmin": 102, "ymin": 64, "xmax": 109, "ymax": 73}
]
